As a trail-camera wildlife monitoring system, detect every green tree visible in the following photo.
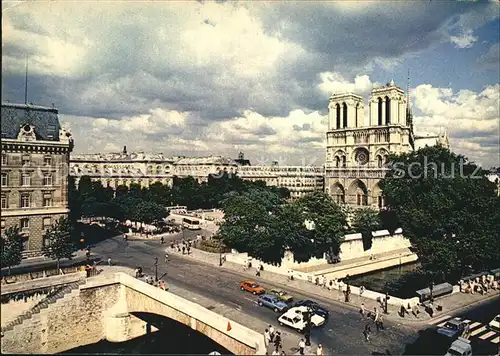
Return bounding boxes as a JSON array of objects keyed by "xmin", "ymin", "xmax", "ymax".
[
  {"xmin": 42, "ymin": 217, "xmax": 76, "ymax": 272},
  {"xmin": 293, "ymin": 191, "xmax": 348, "ymax": 260},
  {"xmin": 351, "ymin": 207, "xmax": 381, "ymax": 250},
  {"xmin": 381, "ymin": 145, "xmax": 499, "ymax": 282},
  {"xmin": 0, "ymin": 227, "xmax": 25, "ymax": 275}
]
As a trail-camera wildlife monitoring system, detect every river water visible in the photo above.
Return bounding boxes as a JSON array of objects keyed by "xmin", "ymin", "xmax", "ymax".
[{"xmin": 347, "ymin": 262, "xmax": 421, "ymax": 297}]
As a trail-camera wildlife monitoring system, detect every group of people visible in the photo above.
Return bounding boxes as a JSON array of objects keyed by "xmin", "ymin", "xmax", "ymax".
[
  {"xmin": 134, "ymin": 267, "xmax": 169, "ymax": 291},
  {"xmin": 359, "ymin": 304, "xmax": 385, "ymax": 341},
  {"xmin": 171, "ymin": 240, "xmax": 193, "ymax": 255},
  {"xmin": 263, "ymin": 325, "xmax": 325, "ymax": 355},
  {"xmin": 459, "ymin": 275, "xmax": 498, "ymax": 295}
]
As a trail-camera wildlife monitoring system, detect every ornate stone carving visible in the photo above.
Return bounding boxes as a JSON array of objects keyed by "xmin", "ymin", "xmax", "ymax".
[{"xmin": 17, "ymin": 123, "xmax": 37, "ymax": 141}]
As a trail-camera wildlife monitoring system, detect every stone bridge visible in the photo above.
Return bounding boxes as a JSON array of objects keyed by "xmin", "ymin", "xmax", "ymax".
[{"xmin": 1, "ymin": 272, "xmax": 265, "ymax": 354}]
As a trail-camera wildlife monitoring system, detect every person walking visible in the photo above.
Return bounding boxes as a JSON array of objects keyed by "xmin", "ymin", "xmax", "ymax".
[
  {"xmin": 160, "ymin": 236, "xmax": 164, "ymax": 244},
  {"xmin": 298, "ymin": 339, "xmax": 305, "ymax": 355},
  {"xmin": 273, "ymin": 331, "xmax": 282, "ymax": 350},
  {"xmin": 374, "ymin": 310, "xmax": 381, "ymax": 331},
  {"xmin": 378, "ymin": 314, "xmax": 385, "ymax": 330},
  {"xmin": 316, "ymin": 344, "xmax": 323, "ymax": 355},
  {"xmin": 108, "ymin": 257, "xmax": 112, "ymax": 266},
  {"xmin": 412, "ymin": 303, "xmax": 420, "ymax": 318},
  {"xmin": 264, "ymin": 329, "xmax": 271, "ymax": 348},
  {"xmin": 360, "ymin": 303, "xmax": 366, "ymax": 317},
  {"xmin": 165, "ymin": 253, "xmax": 169, "ymax": 263},
  {"xmin": 363, "ymin": 323, "xmax": 371, "ymax": 341},
  {"xmin": 269, "ymin": 325, "xmax": 275, "ymax": 342}
]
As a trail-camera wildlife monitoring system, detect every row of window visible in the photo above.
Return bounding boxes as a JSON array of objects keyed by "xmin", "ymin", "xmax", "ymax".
[
  {"xmin": 2, "ymin": 154, "xmax": 53, "ymax": 166},
  {"xmin": 0, "ymin": 217, "xmax": 54, "ymax": 250},
  {"xmin": 1, "ymin": 172, "xmax": 53, "ymax": 187},
  {"xmin": 332, "ymin": 193, "xmax": 384, "ymax": 207},
  {"xmin": 1, "ymin": 192, "xmax": 53, "ymax": 209}
]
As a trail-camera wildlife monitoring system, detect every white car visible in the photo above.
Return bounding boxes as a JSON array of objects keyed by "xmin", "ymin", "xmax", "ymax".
[
  {"xmin": 278, "ymin": 306, "xmax": 326, "ymax": 332},
  {"xmin": 488, "ymin": 314, "xmax": 500, "ymax": 332}
]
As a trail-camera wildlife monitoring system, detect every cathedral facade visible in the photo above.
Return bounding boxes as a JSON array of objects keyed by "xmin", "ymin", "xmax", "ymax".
[{"xmin": 324, "ymin": 81, "xmax": 415, "ymax": 209}]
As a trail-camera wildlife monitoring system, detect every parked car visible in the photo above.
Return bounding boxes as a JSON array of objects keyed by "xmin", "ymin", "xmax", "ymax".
[
  {"xmin": 445, "ymin": 337, "xmax": 472, "ymax": 356},
  {"xmin": 278, "ymin": 306, "xmax": 326, "ymax": 332},
  {"xmin": 437, "ymin": 318, "xmax": 469, "ymax": 339},
  {"xmin": 268, "ymin": 289, "xmax": 293, "ymax": 303},
  {"xmin": 488, "ymin": 314, "xmax": 500, "ymax": 332},
  {"xmin": 257, "ymin": 294, "xmax": 289, "ymax": 312},
  {"xmin": 240, "ymin": 280, "xmax": 265, "ymax": 295},
  {"xmin": 293, "ymin": 300, "xmax": 329, "ymax": 319}
]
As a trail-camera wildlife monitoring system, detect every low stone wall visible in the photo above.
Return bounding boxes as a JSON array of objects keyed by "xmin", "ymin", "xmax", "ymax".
[{"xmin": 1, "ymin": 272, "xmax": 86, "ymax": 296}]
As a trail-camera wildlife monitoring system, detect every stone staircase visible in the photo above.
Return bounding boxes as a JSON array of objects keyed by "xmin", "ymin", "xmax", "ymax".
[{"xmin": 1, "ymin": 280, "xmax": 85, "ymax": 333}]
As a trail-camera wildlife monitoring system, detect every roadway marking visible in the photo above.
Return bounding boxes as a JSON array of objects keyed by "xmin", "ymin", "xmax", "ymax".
[
  {"xmin": 469, "ymin": 322, "xmax": 481, "ymax": 329},
  {"xmin": 228, "ymin": 301, "xmax": 242, "ymax": 310},
  {"xmin": 470, "ymin": 326, "xmax": 487, "ymax": 336},
  {"xmin": 433, "ymin": 315, "xmax": 452, "ymax": 326},
  {"xmin": 479, "ymin": 331, "xmax": 496, "ymax": 340},
  {"xmin": 177, "ymin": 274, "xmax": 185, "ymax": 278},
  {"xmin": 243, "ymin": 297, "xmax": 255, "ymax": 303},
  {"xmin": 491, "ymin": 336, "xmax": 499, "ymax": 344}
]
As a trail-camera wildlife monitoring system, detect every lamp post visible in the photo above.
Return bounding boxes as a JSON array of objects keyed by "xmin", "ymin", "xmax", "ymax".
[{"xmin": 154, "ymin": 257, "xmax": 158, "ymax": 282}]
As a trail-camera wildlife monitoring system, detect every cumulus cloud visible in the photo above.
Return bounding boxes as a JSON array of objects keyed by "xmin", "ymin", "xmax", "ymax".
[
  {"xmin": 449, "ymin": 29, "xmax": 478, "ymax": 49},
  {"xmin": 2, "ymin": 1, "xmax": 499, "ymax": 168},
  {"xmin": 413, "ymin": 84, "xmax": 500, "ymax": 167}
]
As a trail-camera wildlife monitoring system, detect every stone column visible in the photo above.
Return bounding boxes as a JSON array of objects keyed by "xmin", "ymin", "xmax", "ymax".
[{"xmin": 381, "ymin": 98, "xmax": 386, "ymax": 125}]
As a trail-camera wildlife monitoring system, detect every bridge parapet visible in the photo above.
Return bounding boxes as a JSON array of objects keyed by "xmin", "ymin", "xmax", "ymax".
[{"xmin": 116, "ymin": 273, "xmax": 266, "ymax": 355}]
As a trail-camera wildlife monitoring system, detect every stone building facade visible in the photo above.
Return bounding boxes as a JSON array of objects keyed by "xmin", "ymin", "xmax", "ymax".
[
  {"xmin": 236, "ymin": 165, "xmax": 324, "ymax": 199},
  {"xmin": 324, "ymin": 81, "xmax": 450, "ymax": 209},
  {"xmin": 325, "ymin": 81, "xmax": 415, "ymax": 209},
  {"xmin": 1, "ymin": 103, "xmax": 73, "ymax": 256},
  {"xmin": 70, "ymin": 148, "xmax": 239, "ymax": 188}
]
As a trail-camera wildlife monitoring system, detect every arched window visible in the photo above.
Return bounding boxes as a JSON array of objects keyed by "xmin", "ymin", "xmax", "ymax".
[
  {"xmin": 335, "ymin": 156, "xmax": 340, "ymax": 167},
  {"xmin": 377, "ymin": 155, "xmax": 383, "ymax": 168},
  {"xmin": 378, "ymin": 98, "xmax": 383, "ymax": 125},
  {"xmin": 385, "ymin": 96, "xmax": 391, "ymax": 124},
  {"xmin": 355, "ymin": 103, "xmax": 359, "ymax": 127},
  {"xmin": 378, "ymin": 196, "xmax": 384, "ymax": 208},
  {"xmin": 342, "ymin": 103, "xmax": 348, "ymax": 128},
  {"xmin": 336, "ymin": 104, "xmax": 341, "ymax": 128}
]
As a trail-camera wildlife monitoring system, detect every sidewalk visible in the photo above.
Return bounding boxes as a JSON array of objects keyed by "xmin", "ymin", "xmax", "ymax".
[{"xmin": 166, "ymin": 246, "xmax": 499, "ymax": 326}]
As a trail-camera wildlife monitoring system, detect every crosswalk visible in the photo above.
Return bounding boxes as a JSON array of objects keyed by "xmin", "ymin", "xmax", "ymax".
[{"xmin": 433, "ymin": 316, "xmax": 499, "ymax": 344}]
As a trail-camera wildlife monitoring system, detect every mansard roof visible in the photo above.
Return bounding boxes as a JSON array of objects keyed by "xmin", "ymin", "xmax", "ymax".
[{"xmin": 1, "ymin": 102, "xmax": 61, "ymax": 141}]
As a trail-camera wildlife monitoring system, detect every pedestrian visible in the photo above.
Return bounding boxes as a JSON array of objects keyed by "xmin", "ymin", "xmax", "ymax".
[
  {"xmin": 264, "ymin": 329, "xmax": 271, "ymax": 347},
  {"xmin": 328, "ymin": 280, "xmax": 333, "ymax": 291},
  {"xmin": 165, "ymin": 253, "xmax": 169, "ymax": 263},
  {"xmin": 269, "ymin": 325, "xmax": 275, "ymax": 342},
  {"xmin": 134, "ymin": 267, "xmax": 140, "ymax": 278},
  {"xmin": 378, "ymin": 314, "xmax": 384, "ymax": 330},
  {"xmin": 412, "ymin": 304, "xmax": 420, "ymax": 318},
  {"xmin": 400, "ymin": 303, "xmax": 407, "ymax": 318},
  {"xmin": 363, "ymin": 323, "xmax": 371, "ymax": 341},
  {"xmin": 360, "ymin": 303, "xmax": 365, "ymax": 316},
  {"xmin": 160, "ymin": 236, "xmax": 164, "ymax": 244},
  {"xmin": 360, "ymin": 285, "xmax": 365, "ymax": 295},
  {"xmin": 322, "ymin": 275, "xmax": 327, "ymax": 288},
  {"xmin": 187, "ymin": 246, "xmax": 191, "ymax": 254},
  {"xmin": 256, "ymin": 268, "xmax": 261, "ymax": 277},
  {"xmin": 108, "ymin": 257, "xmax": 112, "ymax": 266},
  {"xmin": 428, "ymin": 300, "xmax": 434, "ymax": 318},
  {"xmin": 316, "ymin": 344, "xmax": 323, "ymax": 355},
  {"xmin": 273, "ymin": 331, "xmax": 281, "ymax": 350},
  {"xmin": 182, "ymin": 246, "xmax": 186, "ymax": 254},
  {"xmin": 298, "ymin": 339, "xmax": 305, "ymax": 355}
]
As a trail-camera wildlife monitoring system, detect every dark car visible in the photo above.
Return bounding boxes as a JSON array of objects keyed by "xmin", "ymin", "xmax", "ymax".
[
  {"xmin": 437, "ymin": 318, "xmax": 469, "ymax": 339},
  {"xmin": 293, "ymin": 300, "xmax": 329, "ymax": 319}
]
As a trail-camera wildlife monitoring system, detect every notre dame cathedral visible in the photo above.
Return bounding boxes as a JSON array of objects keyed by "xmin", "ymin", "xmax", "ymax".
[{"xmin": 324, "ymin": 80, "xmax": 449, "ymax": 209}]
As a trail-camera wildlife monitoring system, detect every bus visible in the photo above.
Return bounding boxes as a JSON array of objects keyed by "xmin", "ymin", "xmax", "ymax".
[
  {"xmin": 166, "ymin": 205, "xmax": 188, "ymax": 214},
  {"xmin": 182, "ymin": 217, "xmax": 201, "ymax": 230}
]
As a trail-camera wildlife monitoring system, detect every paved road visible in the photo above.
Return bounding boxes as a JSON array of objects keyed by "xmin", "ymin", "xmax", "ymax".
[
  {"xmin": 93, "ymin": 236, "xmax": 417, "ymax": 355},
  {"xmin": 403, "ymin": 296, "xmax": 500, "ymax": 355}
]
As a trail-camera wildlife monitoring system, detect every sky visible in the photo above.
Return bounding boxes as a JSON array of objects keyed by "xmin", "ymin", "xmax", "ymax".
[{"xmin": 2, "ymin": 0, "xmax": 499, "ymax": 168}]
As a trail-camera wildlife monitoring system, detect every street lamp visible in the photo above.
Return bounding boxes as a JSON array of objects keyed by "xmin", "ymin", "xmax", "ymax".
[{"xmin": 154, "ymin": 257, "xmax": 158, "ymax": 282}]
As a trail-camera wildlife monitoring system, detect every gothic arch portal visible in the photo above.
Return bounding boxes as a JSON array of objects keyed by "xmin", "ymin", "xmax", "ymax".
[
  {"xmin": 372, "ymin": 182, "xmax": 384, "ymax": 208},
  {"xmin": 331, "ymin": 182, "xmax": 345, "ymax": 204},
  {"xmin": 347, "ymin": 179, "xmax": 368, "ymax": 206}
]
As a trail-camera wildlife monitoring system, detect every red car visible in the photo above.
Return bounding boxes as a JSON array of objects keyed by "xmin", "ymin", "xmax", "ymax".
[{"xmin": 240, "ymin": 280, "xmax": 265, "ymax": 295}]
